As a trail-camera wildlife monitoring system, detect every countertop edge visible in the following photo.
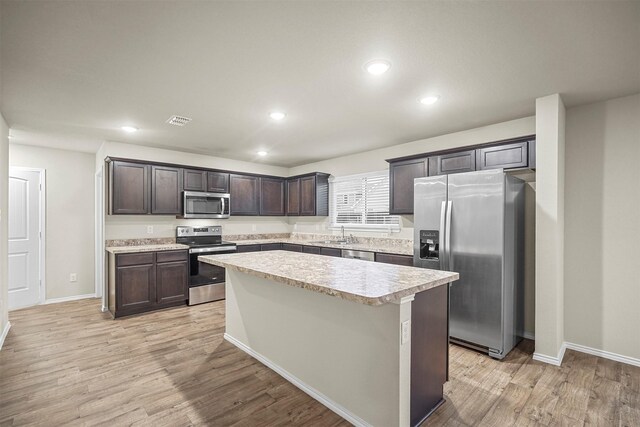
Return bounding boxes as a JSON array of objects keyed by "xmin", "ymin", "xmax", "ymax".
[
  {"xmin": 201, "ymin": 256, "xmax": 459, "ymax": 306},
  {"xmin": 106, "ymin": 244, "xmax": 189, "ymax": 254},
  {"xmin": 229, "ymin": 238, "xmax": 413, "ymax": 256}
]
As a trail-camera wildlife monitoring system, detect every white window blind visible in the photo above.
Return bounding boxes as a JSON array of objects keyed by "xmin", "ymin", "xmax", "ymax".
[{"xmin": 330, "ymin": 171, "xmax": 400, "ymax": 231}]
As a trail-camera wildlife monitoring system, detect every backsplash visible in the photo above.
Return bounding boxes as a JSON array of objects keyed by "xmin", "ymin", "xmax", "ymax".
[{"xmin": 105, "ymin": 237, "xmax": 175, "ymax": 247}]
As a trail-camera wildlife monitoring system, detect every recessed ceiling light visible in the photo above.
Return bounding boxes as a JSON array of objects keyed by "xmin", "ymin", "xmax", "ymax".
[
  {"xmin": 121, "ymin": 126, "xmax": 138, "ymax": 133},
  {"xmin": 364, "ymin": 59, "xmax": 391, "ymax": 75},
  {"xmin": 269, "ymin": 111, "xmax": 286, "ymax": 121},
  {"xmin": 257, "ymin": 151, "xmax": 268, "ymax": 157},
  {"xmin": 419, "ymin": 96, "xmax": 440, "ymax": 105}
]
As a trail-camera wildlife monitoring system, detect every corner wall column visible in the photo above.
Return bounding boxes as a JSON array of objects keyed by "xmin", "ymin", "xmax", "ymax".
[{"xmin": 534, "ymin": 93, "xmax": 566, "ymax": 364}]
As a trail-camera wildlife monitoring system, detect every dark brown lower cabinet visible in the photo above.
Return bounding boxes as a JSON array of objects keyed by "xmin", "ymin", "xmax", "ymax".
[
  {"xmin": 236, "ymin": 244, "xmax": 261, "ymax": 253},
  {"xmin": 282, "ymin": 244, "xmax": 303, "ymax": 252},
  {"xmin": 156, "ymin": 261, "xmax": 189, "ymax": 305},
  {"xmin": 375, "ymin": 253, "xmax": 414, "ymax": 266},
  {"xmin": 116, "ymin": 263, "xmax": 155, "ymax": 316},
  {"xmin": 108, "ymin": 250, "xmax": 188, "ymax": 318}
]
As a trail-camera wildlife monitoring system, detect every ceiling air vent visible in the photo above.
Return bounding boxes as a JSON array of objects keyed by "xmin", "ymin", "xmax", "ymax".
[{"xmin": 166, "ymin": 115, "xmax": 192, "ymax": 127}]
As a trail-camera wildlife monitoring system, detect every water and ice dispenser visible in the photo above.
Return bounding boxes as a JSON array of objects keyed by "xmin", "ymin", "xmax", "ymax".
[{"xmin": 419, "ymin": 230, "xmax": 440, "ymax": 260}]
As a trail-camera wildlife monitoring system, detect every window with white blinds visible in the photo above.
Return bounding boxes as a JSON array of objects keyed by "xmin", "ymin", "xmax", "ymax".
[{"xmin": 330, "ymin": 171, "xmax": 401, "ymax": 231}]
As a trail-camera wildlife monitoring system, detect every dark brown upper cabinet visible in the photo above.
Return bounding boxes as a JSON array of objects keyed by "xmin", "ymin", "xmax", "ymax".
[
  {"xmin": 428, "ymin": 150, "xmax": 476, "ymax": 176},
  {"xmin": 300, "ymin": 176, "xmax": 317, "ymax": 216},
  {"xmin": 229, "ymin": 174, "xmax": 260, "ymax": 215},
  {"xmin": 207, "ymin": 172, "xmax": 230, "ymax": 193},
  {"xmin": 151, "ymin": 165, "xmax": 182, "ymax": 215},
  {"xmin": 107, "ymin": 157, "xmax": 328, "ymax": 217},
  {"xmin": 386, "ymin": 135, "xmax": 536, "ymax": 215},
  {"xmin": 389, "ymin": 158, "xmax": 428, "ymax": 215},
  {"xmin": 286, "ymin": 173, "xmax": 329, "ymax": 216},
  {"xmin": 286, "ymin": 178, "xmax": 300, "ymax": 216},
  {"xmin": 260, "ymin": 177, "xmax": 285, "ymax": 216},
  {"xmin": 476, "ymin": 141, "xmax": 528, "ymax": 171},
  {"xmin": 183, "ymin": 168, "xmax": 207, "ymax": 191},
  {"xmin": 109, "ymin": 161, "xmax": 150, "ymax": 214}
]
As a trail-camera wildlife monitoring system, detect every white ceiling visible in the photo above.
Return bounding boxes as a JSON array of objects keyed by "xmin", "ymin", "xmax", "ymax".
[{"xmin": 2, "ymin": 1, "xmax": 639, "ymax": 166}]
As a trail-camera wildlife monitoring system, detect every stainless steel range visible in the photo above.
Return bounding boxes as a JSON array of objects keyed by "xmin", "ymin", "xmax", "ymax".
[{"xmin": 176, "ymin": 226, "xmax": 237, "ymax": 305}]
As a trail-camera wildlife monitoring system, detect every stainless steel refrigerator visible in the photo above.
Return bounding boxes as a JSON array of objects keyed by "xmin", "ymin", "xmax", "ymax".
[{"xmin": 413, "ymin": 169, "xmax": 524, "ymax": 359}]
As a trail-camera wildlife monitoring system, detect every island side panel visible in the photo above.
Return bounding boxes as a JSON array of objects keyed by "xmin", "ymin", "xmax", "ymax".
[
  {"xmin": 410, "ymin": 284, "xmax": 449, "ymax": 426},
  {"xmin": 224, "ymin": 269, "xmax": 411, "ymax": 427}
]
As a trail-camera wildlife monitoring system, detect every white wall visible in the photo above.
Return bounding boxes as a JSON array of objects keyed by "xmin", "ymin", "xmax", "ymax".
[
  {"xmin": 98, "ymin": 141, "xmax": 291, "ymax": 239},
  {"xmin": 9, "ymin": 144, "xmax": 96, "ymax": 300},
  {"xmin": 0, "ymin": 113, "xmax": 9, "ymax": 343},
  {"xmin": 564, "ymin": 93, "xmax": 640, "ymax": 360},
  {"xmin": 534, "ymin": 94, "xmax": 566, "ymax": 362}
]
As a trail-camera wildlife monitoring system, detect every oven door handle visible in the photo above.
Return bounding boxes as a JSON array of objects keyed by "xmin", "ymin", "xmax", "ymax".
[{"xmin": 189, "ymin": 246, "xmax": 237, "ymax": 254}]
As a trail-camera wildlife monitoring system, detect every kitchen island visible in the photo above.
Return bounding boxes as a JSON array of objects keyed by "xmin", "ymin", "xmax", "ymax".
[{"xmin": 199, "ymin": 251, "xmax": 458, "ymax": 427}]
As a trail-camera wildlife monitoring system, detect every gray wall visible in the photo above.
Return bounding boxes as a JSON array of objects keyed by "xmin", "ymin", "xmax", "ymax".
[
  {"xmin": 9, "ymin": 144, "xmax": 96, "ymax": 300},
  {"xmin": 564, "ymin": 93, "xmax": 640, "ymax": 359}
]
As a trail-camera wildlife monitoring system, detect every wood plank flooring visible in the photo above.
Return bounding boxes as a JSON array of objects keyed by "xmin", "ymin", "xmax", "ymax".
[{"xmin": 1, "ymin": 299, "xmax": 638, "ymax": 426}]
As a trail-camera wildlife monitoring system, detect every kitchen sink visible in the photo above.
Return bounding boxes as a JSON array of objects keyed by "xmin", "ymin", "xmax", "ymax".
[{"xmin": 309, "ymin": 240, "xmax": 349, "ymax": 245}]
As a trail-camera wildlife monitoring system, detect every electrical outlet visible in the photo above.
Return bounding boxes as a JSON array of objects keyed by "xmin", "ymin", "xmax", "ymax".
[
  {"xmin": 147, "ymin": 225, "xmax": 154, "ymax": 234},
  {"xmin": 70, "ymin": 273, "xmax": 77, "ymax": 282},
  {"xmin": 252, "ymin": 224, "xmax": 257, "ymax": 232},
  {"xmin": 401, "ymin": 320, "xmax": 411, "ymax": 345}
]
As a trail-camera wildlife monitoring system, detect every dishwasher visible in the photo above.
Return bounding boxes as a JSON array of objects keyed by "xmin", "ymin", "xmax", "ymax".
[{"xmin": 341, "ymin": 249, "xmax": 375, "ymax": 261}]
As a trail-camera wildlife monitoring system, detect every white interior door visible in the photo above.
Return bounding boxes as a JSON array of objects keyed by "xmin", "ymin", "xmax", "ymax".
[{"xmin": 8, "ymin": 168, "xmax": 43, "ymax": 309}]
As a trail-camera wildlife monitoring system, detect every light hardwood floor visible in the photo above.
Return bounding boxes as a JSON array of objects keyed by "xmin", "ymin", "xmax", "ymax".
[{"xmin": 0, "ymin": 299, "xmax": 638, "ymax": 426}]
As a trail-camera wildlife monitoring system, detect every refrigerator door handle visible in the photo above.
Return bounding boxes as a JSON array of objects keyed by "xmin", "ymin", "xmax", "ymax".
[
  {"xmin": 439, "ymin": 201, "xmax": 447, "ymax": 270},
  {"xmin": 445, "ymin": 200, "xmax": 452, "ymax": 271}
]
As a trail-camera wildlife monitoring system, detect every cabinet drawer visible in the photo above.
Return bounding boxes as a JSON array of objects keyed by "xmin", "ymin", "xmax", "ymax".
[
  {"xmin": 261, "ymin": 243, "xmax": 282, "ymax": 251},
  {"xmin": 320, "ymin": 247, "xmax": 342, "ymax": 257},
  {"xmin": 375, "ymin": 253, "xmax": 414, "ymax": 266},
  {"xmin": 236, "ymin": 244, "xmax": 261, "ymax": 253},
  {"xmin": 282, "ymin": 243, "xmax": 303, "ymax": 252},
  {"xmin": 302, "ymin": 246, "xmax": 321, "ymax": 255},
  {"xmin": 156, "ymin": 250, "xmax": 188, "ymax": 263},
  {"xmin": 116, "ymin": 252, "xmax": 155, "ymax": 267}
]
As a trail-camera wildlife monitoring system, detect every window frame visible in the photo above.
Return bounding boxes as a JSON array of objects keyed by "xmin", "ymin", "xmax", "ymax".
[{"xmin": 329, "ymin": 170, "xmax": 401, "ymax": 232}]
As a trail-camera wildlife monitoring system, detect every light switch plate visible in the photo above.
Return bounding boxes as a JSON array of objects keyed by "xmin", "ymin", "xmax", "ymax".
[{"xmin": 70, "ymin": 273, "xmax": 77, "ymax": 282}]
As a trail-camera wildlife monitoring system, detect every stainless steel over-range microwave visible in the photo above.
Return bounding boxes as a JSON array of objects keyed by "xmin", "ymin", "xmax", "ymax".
[{"xmin": 183, "ymin": 191, "xmax": 230, "ymax": 219}]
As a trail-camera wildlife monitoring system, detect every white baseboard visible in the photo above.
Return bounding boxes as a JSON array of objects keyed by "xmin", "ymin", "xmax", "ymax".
[
  {"xmin": 565, "ymin": 342, "xmax": 640, "ymax": 368},
  {"xmin": 224, "ymin": 333, "xmax": 371, "ymax": 427},
  {"xmin": 533, "ymin": 342, "xmax": 567, "ymax": 366},
  {"xmin": 44, "ymin": 293, "xmax": 97, "ymax": 305},
  {"xmin": 532, "ymin": 340, "xmax": 640, "ymax": 368},
  {"xmin": 522, "ymin": 331, "xmax": 535, "ymax": 340},
  {"xmin": 0, "ymin": 321, "xmax": 11, "ymax": 351}
]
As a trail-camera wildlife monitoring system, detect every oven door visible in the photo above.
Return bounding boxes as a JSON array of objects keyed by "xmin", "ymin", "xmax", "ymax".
[
  {"xmin": 183, "ymin": 191, "xmax": 230, "ymax": 219},
  {"xmin": 188, "ymin": 246, "xmax": 236, "ymax": 305}
]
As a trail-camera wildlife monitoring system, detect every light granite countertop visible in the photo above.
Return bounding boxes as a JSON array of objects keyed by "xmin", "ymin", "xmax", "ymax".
[
  {"xmin": 106, "ymin": 244, "xmax": 189, "ymax": 254},
  {"xmin": 199, "ymin": 250, "xmax": 458, "ymax": 305},
  {"xmin": 226, "ymin": 238, "xmax": 413, "ymax": 256}
]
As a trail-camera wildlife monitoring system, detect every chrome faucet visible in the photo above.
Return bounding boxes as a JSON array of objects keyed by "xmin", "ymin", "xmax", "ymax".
[{"xmin": 341, "ymin": 225, "xmax": 345, "ymax": 241}]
